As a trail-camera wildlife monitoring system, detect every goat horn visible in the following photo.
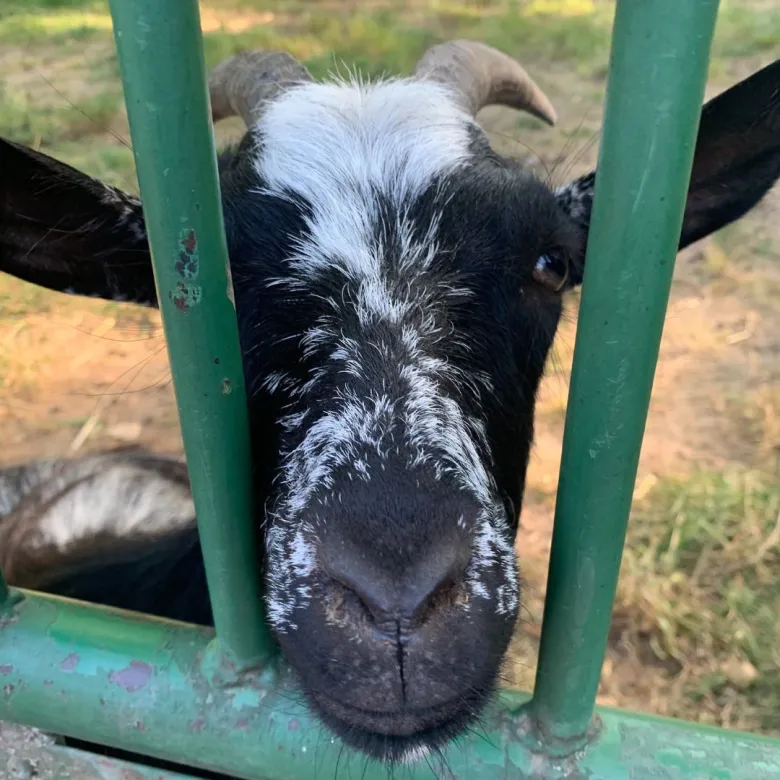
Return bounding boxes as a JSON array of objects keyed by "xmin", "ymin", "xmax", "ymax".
[
  {"xmin": 413, "ymin": 39, "xmax": 557, "ymax": 125},
  {"xmin": 208, "ymin": 50, "xmax": 312, "ymax": 126}
]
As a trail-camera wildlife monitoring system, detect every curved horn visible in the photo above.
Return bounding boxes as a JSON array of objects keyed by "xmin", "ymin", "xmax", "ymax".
[
  {"xmin": 414, "ymin": 40, "xmax": 557, "ymax": 125},
  {"xmin": 208, "ymin": 50, "xmax": 313, "ymax": 126}
]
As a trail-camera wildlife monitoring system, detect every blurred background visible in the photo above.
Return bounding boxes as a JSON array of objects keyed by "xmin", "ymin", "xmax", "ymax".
[{"xmin": 1, "ymin": 0, "xmax": 778, "ymax": 737}]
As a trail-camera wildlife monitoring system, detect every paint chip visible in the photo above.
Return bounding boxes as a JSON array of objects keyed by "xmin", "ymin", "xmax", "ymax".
[{"xmin": 108, "ymin": 661, "xmax": 153, "ymax": 692}]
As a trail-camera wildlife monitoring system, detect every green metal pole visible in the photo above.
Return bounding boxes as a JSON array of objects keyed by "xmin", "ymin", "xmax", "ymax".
[
  {"xmin": 529, "ymin": 0, "xmax": 720, "ymax": 747},
  {"xmin": 0, "ymin": 721, "xmax": 195, "ymax": 780},
  {"xmin": 106, "ymin": 0, "xmax": 272, "ymax": 667},
  {"xmin": 2, "ymin": 591, "xmax": 779, "ymax": 779}
]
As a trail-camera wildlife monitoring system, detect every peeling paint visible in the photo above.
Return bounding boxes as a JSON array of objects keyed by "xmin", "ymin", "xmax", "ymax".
[
  {"xmin": 225, "ymin": 261, "xmax": 236, "ymax": 309},
  {"xmin": 0, "ymin": 665, "xmax": 12, "ymax": 675},
  {"xmin": 108, "ymin": 661, "xmax": 153, "ymax": 693},
  {"xmin": 170, "ymin": 281, "xmax": 203, "ymax": 313},
  {"xmin": 221, "ymin": 379, "xmax": 232, "ymax": 395},
  {"xmin": 169, "ymin": 228, "xmax": 202, "ymax": 312},
  {"xmin": 227, "ymin": 687, "xmax": 265, "ymax": 710},
  {"xmin": 60, "ymin": 653, "xmax": 79, "ymax": 672},
  {"xmin": 176, "ymin": 229, "xmax": 199, "ymax": 280},
  {"xmin": 180, "ymin": 229, "xmax": 197, "ymax": 256}
]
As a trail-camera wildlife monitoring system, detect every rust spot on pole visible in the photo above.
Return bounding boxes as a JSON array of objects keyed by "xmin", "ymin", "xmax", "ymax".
[
  {"xmin": 170, "ymin": 228, "xmax": 203, "ymax": 311},
  {"xmin": 176, "ymin": 229, "xmax": 199, "ymax": 279},
  {"xmin": 180, "ymin": 228, "xmax": 197, "ymax": 255},
  {"xmin": 170, "ymin": 281, "xmax": 203, "ymax": 312}
]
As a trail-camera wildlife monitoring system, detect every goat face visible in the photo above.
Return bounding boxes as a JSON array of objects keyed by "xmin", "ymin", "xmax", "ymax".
[
  {"xmin": 1, "ymin": 43, "xmax": 779, "ymax": 763},
  {"xmin": 219, "ymin": 72, "xmax": 577, "ymax": 759}
]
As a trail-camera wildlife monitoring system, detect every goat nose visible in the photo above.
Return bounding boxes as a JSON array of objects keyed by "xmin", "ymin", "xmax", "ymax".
[{"xmin": 324, "ymin": 541, "xmax": 469, "ymax": 629}]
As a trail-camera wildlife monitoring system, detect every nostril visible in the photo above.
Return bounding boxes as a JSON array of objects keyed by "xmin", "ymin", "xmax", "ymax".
[
  {"xmin": 410, "ymin": 575, "xmax": 460, "ymax": 625},
  {"xmin": 402, "ymin": 543, "xmax": 471, "ymax": 626},
  {"xmin": 326, "ymin": 570, "xmax": 396, "ymax": 628},
  {"xmin": 323, "ymin": 542, "xmax": 470, "ymax": 630}
]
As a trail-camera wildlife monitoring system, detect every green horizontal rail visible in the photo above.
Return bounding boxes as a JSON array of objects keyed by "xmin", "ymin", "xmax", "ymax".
[
  {"xmin": 0, "ymin": 720, "xmax": 193, "ymax": 780},
  {"xmin": 529, "ymin": 0, "xmax": 722, "ymax": 748},
  {"xmin": 106, "ymin": 0, "xmax": 272, "ymax": 667},
  {"xmin": 1, "ymin": 590, "xmax": 779, "ymax": 779}
]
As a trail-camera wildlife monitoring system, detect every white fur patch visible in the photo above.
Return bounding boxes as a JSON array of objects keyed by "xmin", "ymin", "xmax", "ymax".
[
  {"xmin": 50, "ymin": 468, "xmax": 191, "ymax": 547},
  {"xmin": 254, "ymin": 77, "xmax": 517, "ymax": 630},
  {"xmin": 399, "ymin": 744, "xmax": 432, "ymax": 765},
  {"xmin": 101, "ymin": 185, "xmax": 146, "ymax": 244},
  {"xmin": 255, "ymin": 78, "xmax": 473, "ymax": 283},
  {"xmin": 3, "ymin": 458, "xmax": 193, "ymax": 550},
  {"xmin": 0, "ymin": 456, "xmax": 195, "ymax": 587}
]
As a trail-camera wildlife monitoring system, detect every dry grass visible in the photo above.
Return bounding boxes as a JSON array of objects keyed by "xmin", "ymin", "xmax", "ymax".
[
  {"xmin": 1, "ymin": 0, "xmax": 779, "ymax": 738},
  {"xmin": 610, "ymin": 470, "xmax": 780, "ymax": 735}
]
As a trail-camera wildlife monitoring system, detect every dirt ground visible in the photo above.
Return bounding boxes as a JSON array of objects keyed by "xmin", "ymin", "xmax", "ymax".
[{"xmin": 1, "ymin": 0, "xmax": 779, "ymax": 738}]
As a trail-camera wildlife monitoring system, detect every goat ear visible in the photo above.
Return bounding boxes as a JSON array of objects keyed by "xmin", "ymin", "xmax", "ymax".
[
  {"xmin": 0, "ymin": 138, "xmax": 157, "ymax": 305},
  {"xmin": 557, "ymin": 57, "xmax": 780, "ymax": 283}
]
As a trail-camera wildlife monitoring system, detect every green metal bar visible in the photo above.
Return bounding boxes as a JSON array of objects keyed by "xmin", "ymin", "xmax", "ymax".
[
  {"xmin": 1, "ymin": 721, "xmax": 196, "ymax": 780},
  {"xmin": 106, "ymin": 0, "xmax": 271, "ymax": 667},
  {"xmin": 529, "ymin": 0, "xmax": 721, "ymax": 747},
  {"xmin": 2, "ymin": 590, "xmax": 779, "ymax": 779}
]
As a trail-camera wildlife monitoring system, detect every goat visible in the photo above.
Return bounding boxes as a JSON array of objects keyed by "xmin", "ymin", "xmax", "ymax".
[
  {"xmin": 0, "ymin": 450, "xmax": 203, "ymax": 619},
  {"xmin": 1, "ymin": 42, "xmax": 779, "ymax": 763}
]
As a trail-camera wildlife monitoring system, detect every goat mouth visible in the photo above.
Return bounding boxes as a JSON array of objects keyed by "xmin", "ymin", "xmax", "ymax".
[{"xmin": 309, "ymin": 688, "xmax": 490, "ymax": 763}]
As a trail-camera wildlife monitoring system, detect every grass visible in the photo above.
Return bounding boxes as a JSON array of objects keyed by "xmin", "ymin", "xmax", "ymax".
[
  {"xmin": 54, "ymin": 141, "xmax": 137, "ymax": 191},
  {"xmin": 0, "ymin": 85, "xmax": 122, "ymax": 145},
  {"xmin": 712, "ymin": 5, "xmax": 780, "ymax": 59},
  {"xmin": 199, "ymin": 2, "xmax": 613, "ymax": 80},
  {"xmin": 0, "ymin": 0, "xmax": 774, "ymax": 174},
  {"xmin": 0, "ymin": 277, "xmax": 54, "ymax": 320},
  {"xmin": 616, "ymin": 470, "xmax": 780, "ymax": 735},
  {"xmin": 1, "ymin": 0, "xmax": 779, "ymax": 742}
]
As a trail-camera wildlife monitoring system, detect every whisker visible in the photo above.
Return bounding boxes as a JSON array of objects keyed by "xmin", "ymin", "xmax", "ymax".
[{"xmin": 37, "ymin": 73, "xmax": 133, "ymax": 151}]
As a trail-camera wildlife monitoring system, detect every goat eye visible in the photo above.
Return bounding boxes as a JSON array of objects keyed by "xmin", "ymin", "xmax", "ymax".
[{"xmin": 533, "ymin": 253, "xmax": 570, "ymax": 292}]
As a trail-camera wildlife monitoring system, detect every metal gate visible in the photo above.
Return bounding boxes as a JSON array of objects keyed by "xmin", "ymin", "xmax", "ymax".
[{"xmin": 2, "ymin": 1, "xmax": 779, "ymax": 777}]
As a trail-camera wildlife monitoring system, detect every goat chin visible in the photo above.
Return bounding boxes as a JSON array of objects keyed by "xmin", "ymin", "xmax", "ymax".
[{"xmin": 307, "ymin": 682, "xmax": 495, "ymax": 763}]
